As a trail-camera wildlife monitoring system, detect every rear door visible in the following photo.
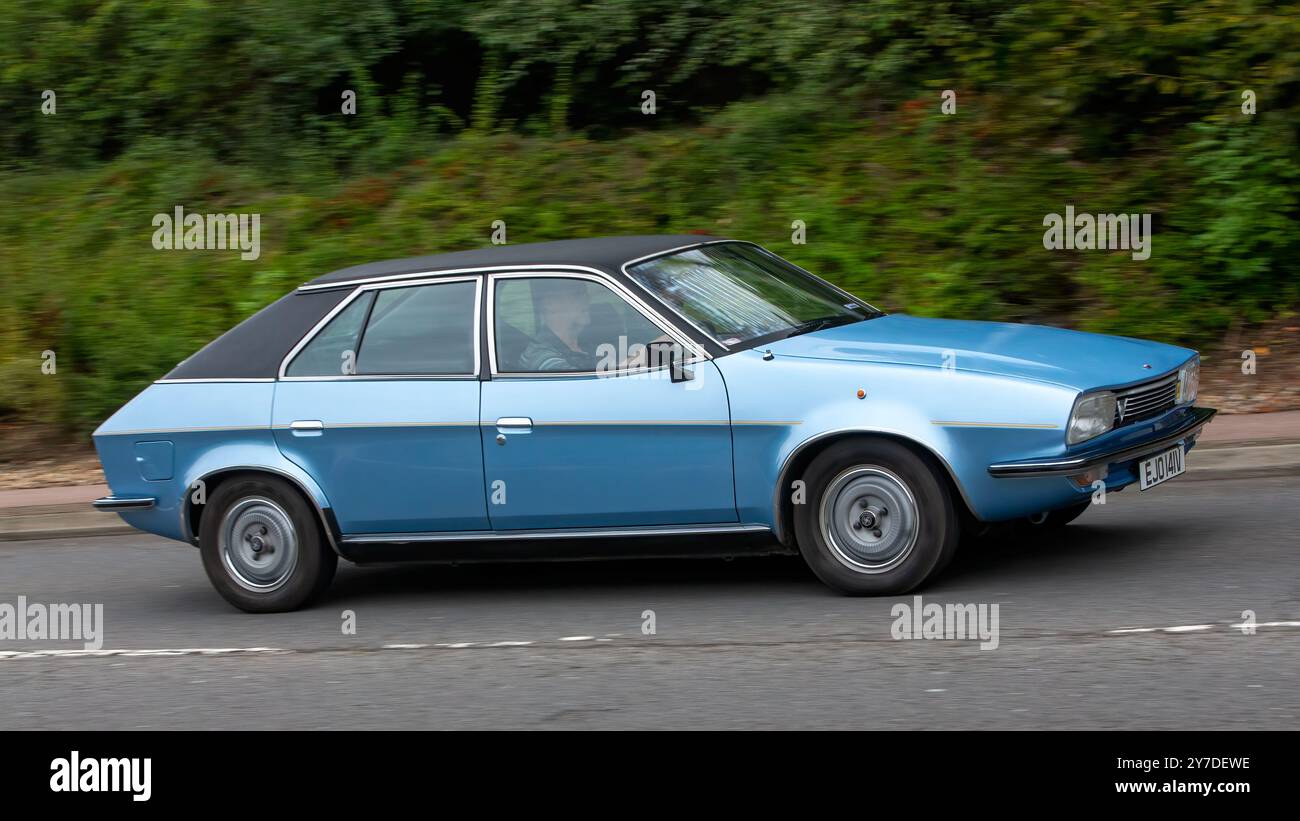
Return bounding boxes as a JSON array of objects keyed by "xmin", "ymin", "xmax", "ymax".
[{"xmin": 272, "ymin": 276, "xmax": 487, "ymax": 535}]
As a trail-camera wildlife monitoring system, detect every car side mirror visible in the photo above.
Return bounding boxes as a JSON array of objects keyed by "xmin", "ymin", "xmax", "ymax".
[{"xmin": 647, "ymin": 340, "xmax": 694, "ymax": 383}]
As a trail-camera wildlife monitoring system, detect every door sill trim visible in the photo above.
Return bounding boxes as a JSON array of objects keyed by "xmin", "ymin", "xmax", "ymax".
[{"xmin": 342, "ymin": 523, "xmax": 769, "ymax": 545}]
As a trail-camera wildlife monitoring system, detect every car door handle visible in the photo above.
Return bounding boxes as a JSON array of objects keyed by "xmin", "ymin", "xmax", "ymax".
[
  {"xmin": 289, "ymin": 420, "xmax": 325, "ymax": 435},
  {"xmin": 495, "ymin": 417, "xmax": 533, "ymax": 431}
]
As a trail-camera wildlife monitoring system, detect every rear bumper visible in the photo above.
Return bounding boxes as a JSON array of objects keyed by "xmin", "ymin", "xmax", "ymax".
[
  {"xmin": 988, "ymin": 406, "xmax": 1216, "ymax": 478},
  {"xmin": 92, "ymin": 496, "xmax": 156, "ymax": 511}
]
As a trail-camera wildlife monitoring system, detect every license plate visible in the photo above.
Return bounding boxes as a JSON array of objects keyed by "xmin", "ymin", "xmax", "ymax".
[{"xmin": 1139, "ymin": 444, "xmax": 1185, "ymax": 491}]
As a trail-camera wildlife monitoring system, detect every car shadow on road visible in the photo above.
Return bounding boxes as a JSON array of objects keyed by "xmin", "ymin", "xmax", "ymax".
[
  {"xmin": 323, "ymin": 518, "xmax": 1174, "ymax": 606},
  {"xmin": 327, "ymin": 548, "xmax": 816, "ymax": 604},
  {"xmin": 939, "ymin": 520, "xmax": 1176, "ymax": 586}
]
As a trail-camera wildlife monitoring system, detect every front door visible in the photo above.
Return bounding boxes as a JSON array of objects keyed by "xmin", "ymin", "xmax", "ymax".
[{"xmin": 480, "ymin": 272, "xmax": 735, "ymax": 530}]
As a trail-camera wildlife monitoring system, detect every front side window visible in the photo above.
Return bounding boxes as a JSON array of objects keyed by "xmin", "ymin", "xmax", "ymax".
[
  {"xmin": 626, "ymin": 242, "xmax": 879, "ymax": 347},
  {"xmin": 493, "ymin": 277, "xmax": 670, "ymax": 374},
  {"xmin": 286, "ymin": 279, "xmax": 477, "ymax": 377}
]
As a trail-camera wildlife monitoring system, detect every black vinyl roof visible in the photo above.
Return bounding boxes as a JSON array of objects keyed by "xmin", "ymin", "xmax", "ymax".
[
  {"xmin": 164, "ymin": 235, "xmax": 727, "ymax": 380},
  {"xmin": 164, "ymin": 288, "xmax": 352, "ymax": 380},
  {"xmin": 304, "ymin": 234, "xmax": 724, "ymax": 288}
]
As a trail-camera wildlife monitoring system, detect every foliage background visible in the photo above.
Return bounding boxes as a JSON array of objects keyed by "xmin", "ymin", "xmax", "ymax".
[{"xmin": 1, "ymin": 0, "xmax": 1297, "ymax": 433}]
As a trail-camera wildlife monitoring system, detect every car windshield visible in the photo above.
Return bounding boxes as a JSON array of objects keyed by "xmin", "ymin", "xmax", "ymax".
[{"xmin": 625, "ymin": 243, "xmax": 880, "ymax": 347}]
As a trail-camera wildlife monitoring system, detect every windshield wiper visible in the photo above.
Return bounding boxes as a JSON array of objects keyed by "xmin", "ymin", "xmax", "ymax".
[{"xmin": 785, "ymin": 316, "xmax": 856, "ymax": 338}]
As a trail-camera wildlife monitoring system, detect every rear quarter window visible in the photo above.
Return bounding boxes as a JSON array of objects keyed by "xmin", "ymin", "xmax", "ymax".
[{"xmin": 284, "ymin": 291, "xmax": 375, "ymax": 377}]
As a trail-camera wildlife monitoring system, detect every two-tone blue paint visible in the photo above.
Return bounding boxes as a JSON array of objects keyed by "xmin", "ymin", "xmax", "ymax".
[
  {"xmin": 719, "ymin": 314, "xmax": 1198, "ymax": 533},
  {"xmin": 479, "ymin": 362, "xmax": 735, "ymax": 528},
  {"xmin": 94, "ymin": 310, "xmax": 1203, "ymax": 552},
  {"xmin": 272, "ymin": 379, "xmax": 485, "ymax": 533},
  {"xmin": 93, "ymin": 381, "xmax": 329, "ymax": 544}
]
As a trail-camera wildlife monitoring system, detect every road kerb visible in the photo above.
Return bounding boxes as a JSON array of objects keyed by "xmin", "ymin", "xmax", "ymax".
[{"xmin": 2, "ymin": 442, "xmax": 1298, "ymax": 541}]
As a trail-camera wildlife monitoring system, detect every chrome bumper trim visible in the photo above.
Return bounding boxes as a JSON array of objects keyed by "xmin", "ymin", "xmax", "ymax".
[
  {"xmin": 988, "ymin": 407, "xmax": 1216, "ymax": 478},
  {"xmin": 92, "ymin": 496, "xmax": 156, "ymax": 511}
]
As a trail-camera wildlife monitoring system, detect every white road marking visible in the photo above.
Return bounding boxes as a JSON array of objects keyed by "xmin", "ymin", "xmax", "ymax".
[
  {"xmin": 0, "ymin": 636, "xmax": 572, "ymax": 660},
  {"xmin": 0, "ymin": 647, "xmax": 287, "ymax": 660},
  {"xmin": 1109, "ymin": 621, "xmax": 1300, "ymax": 635},
  {"xmin": 10, "ymin": 618, "xmax": 1291, "ymax": 662}
]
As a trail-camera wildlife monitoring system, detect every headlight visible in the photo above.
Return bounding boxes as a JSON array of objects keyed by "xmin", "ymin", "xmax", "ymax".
[
  {"xmin": 1177, "ymin": 357, "xmax": 1199, "ymax": 405},
  {"xmin": 1067, "ymin": 390, "xmax": 1117, "ymax": 445}
]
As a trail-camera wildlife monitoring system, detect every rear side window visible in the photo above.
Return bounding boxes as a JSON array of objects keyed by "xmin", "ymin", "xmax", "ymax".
[
  {"xmin": 355, "ymin": 280, "xmax": 478, "ymax": 375},
  {"xmin": 285, "ymin": 280, "xmax": 478, "ymax": 377},
  {"xmin": 285, "ymin": 291, "xmax": 375, "ymax": 377}
]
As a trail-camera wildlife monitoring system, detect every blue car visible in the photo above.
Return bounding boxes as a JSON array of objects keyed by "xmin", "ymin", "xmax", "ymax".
[{"xmin": 93, "ymin": 236, "xmax": 1215, "ymax": 611}]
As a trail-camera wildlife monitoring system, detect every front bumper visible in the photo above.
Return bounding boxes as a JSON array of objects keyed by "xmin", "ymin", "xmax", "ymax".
[{"xmin": 987, "ymin": 406, "xmax": 1216, "ymax": 478}]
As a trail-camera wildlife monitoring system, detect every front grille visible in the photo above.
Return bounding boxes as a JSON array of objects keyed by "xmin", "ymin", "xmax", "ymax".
[{"xmin": 1114, "ymin": 373, "xmax": 1178, "ymax": 427}]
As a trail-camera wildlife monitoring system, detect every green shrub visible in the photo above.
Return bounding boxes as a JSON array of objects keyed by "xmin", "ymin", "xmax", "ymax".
[{"xmin": 1, "ymin": 1, "xmax": 1296, "ymax": 435}]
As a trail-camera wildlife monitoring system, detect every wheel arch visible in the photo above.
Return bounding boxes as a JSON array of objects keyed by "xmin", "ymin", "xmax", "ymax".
[
  {"xmin": 183, "ymin": 466, "xmax": 342, "ymax": 557},
  {"xmin": 772, "ymin": 429, "xmax": 979, "ymax": 545}
]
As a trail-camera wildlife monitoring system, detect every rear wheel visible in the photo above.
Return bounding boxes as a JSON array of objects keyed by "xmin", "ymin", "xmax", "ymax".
[
  {"xmin": 199, "ymin": 475, "xmax": 337, "ymax": 612},
  {"xmin": 794, "ymin": 439, "xmax": 960, "ymax": 595}
]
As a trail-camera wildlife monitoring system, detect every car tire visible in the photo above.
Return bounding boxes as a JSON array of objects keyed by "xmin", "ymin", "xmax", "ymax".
[
  {"xmin": 793, "ymin": 438, "xmax": 960, "ymax": 595},
  {"xmin": 1022, "ymin": 500, "xmax": 1091, "ymax": 530},
  {"xmin": 199, "ymin": 474, "xmax": 337, "ymax": 613}
]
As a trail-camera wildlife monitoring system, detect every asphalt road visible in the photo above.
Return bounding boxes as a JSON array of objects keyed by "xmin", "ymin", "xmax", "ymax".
[{"xmin": 1, "ymin": 476, "xmax": 1296, "ymax": 730}]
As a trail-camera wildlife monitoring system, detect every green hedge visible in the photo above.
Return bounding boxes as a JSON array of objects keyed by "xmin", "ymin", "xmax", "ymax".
[{"xmin": 1, "ymin": 1, "xmax": 1297, "ymax": 434}]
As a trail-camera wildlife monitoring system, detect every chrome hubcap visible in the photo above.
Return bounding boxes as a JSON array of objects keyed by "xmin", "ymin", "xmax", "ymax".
[
  {"xmin": 219, "ymin": 497, "xmax": 298, "ymax": 592},
  {"xmin": 819, "ymin": 466, "xmax": 919, "ymax": 573}
]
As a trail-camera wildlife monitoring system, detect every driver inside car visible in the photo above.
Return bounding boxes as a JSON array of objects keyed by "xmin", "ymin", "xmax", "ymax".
[
  {"xmin": 519, "ymin": 279, "xmax": 599, "ymax": 372},
  {"xmin": 519, "ymin": 278, "xmax": 676, "ymax": 372}
]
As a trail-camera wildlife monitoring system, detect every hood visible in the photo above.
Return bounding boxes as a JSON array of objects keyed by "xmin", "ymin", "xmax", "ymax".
[{"xmin": 764, "ymin": 314, "xmax": 1195, "ymax": 392}]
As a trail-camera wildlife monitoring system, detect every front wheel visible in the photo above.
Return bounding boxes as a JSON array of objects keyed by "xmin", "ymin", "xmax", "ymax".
[
  {"xmin": 199, "ymin": 475, "xmax": 337, "ymax": 612},
  {"xmin": 793, "ymin": 439, "xmax": 960, "ymax": 595}
]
